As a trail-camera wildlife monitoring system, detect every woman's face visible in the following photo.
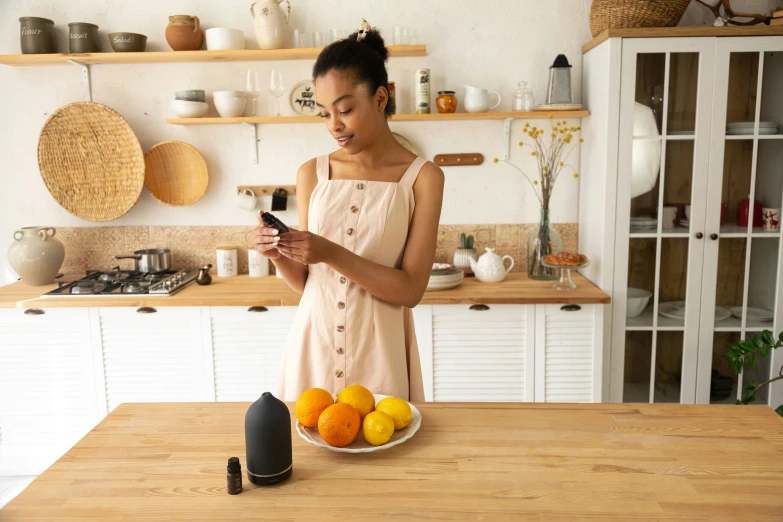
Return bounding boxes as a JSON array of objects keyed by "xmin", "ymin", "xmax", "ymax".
[{"xmin": 315, "ymin": 69, "xmax": 387, "ymax": 154}]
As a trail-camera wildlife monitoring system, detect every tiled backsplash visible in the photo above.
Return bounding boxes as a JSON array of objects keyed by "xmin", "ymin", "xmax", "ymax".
[{"xmin": 55, "ymin": 224, "xmax": 578, "ymax": 275}]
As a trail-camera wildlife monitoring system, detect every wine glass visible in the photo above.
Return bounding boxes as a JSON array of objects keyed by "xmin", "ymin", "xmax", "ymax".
[
  {"xmin": 245, "ymin": 70, "xmax": 262, "ymax": 116},
  {"xmin": 269, "ymin": 68, "xmax": 286, "ymax": 117}
]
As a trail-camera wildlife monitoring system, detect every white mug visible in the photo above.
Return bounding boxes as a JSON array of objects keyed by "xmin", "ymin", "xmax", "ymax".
[
  {"xmin": 248, "ymin": 248, "xmax": 269, "ymax": 277},
  {"xmin": 463, "ymin": 85, "xmax": 502, "ymax": 113},
  {"xmin": 236, "ymin": 188, "xmax": 256, "ymax": 210},
  {"xmin": 216, "ymin": 246, "xmax": 238, "ymax": 278},
  {"xmin": 684, "ymin": 205, "xmax": 691, "ymax": 220},
  {"xmin": 661, "ymin": 206, "xmax": 678, "ymax": 229},
  {"xmin": 763, "ymin": 208, "xmax": 780, "ymax": 231}
]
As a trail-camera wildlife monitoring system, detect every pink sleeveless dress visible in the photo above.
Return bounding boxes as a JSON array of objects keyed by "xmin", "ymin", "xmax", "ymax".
[{"xmin": 276, "ymin": 154, "xmax": 426, "ymax": 402}]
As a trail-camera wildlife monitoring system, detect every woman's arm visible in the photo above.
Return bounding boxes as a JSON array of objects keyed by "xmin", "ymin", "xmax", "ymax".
[
  {"xmin": 268, "ymin": 160, "xmax": 317, "ymax": 293},
  {"xmin": 276, "ymin": 162, "xmax": 444, "ymax": 307}
]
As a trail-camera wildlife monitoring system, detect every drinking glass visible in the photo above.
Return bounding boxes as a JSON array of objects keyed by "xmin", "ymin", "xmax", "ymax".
[
  {"xmin": 269, "ymin": 68, "xmax": 286, "ymax": 117},
  {"xmin": 245, "ymin": 70, "xmax": 262, "ymax": 116},
  {"xmin": 331, "ymin": 29, "xmax": 347, "ymax": 42}
]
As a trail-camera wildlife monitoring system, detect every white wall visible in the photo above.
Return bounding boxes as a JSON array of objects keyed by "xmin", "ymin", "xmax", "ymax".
[{"xmin": 0, "ymin": 0, "xmax": 595, "ymax": 283}]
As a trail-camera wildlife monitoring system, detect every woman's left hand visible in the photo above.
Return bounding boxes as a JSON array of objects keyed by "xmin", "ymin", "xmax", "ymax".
[{"xmin": 275, "ymin": 230, "xmax": 334, "ymax": 265}]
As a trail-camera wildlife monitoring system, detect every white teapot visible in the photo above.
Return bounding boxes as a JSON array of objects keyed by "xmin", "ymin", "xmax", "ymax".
[
  {"xmin": 250, "ymin": 0, "xmax": 290, "ymax": 50},
  {"xmin": 468, "ymin": 248, "xmax": 514, "ymax": 283}
]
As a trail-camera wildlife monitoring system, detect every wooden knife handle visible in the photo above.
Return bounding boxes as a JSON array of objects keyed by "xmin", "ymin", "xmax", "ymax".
[{"xmin": 434, "ymin": 153, "xmax": 484, "ymax": 166}]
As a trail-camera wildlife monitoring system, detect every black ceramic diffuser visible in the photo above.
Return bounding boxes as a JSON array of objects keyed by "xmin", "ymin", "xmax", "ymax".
[{"xmin": 245, "ymin": 392, "xmax": 293, "ymax": 486}]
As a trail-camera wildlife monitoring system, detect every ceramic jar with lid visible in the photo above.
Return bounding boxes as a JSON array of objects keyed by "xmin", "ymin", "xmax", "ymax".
[
  {"xmin": 19, "ymin": 17, "xmax": 56, "ymax": 54},
  {"xmin": 436, "ymin": 91, "xmax": 457, "ymax": 114},
  {"xmin": 68, "ymin": 22, "xmax": 100, "ymax": 53},
  {"xmin": 512, "ymin": 81, "xmax": 535, "ymax": 111}
]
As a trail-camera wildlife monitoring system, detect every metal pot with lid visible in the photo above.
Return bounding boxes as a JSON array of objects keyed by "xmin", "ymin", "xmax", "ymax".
[{"xmin": 115, "ymin": 248, "xmax": 172, "ymax": 273}]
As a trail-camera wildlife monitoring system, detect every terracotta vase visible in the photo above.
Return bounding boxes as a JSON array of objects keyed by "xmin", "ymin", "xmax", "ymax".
[
  {"xmin": 7, "ymin": 227, "xmax": 65, "ymax": 286},
  {"xmin": 166, "ymin": 15, "xmax": 204, "ymax": 51}
]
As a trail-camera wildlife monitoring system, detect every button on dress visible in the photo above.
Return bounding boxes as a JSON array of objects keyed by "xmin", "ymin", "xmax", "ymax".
[{"xmin": 277, "ymin": 154, "xmax": 427, "ymax": 402}]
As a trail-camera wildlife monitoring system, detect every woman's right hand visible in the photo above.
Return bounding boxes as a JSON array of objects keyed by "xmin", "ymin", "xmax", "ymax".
[{"xmin": 253, "ymin": 211, "xmax": 281, "ymax": 259}]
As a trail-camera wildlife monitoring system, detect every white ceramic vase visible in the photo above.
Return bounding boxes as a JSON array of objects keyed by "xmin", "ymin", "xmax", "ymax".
[
  {"xmin": 250, "ymin": 0, "xmax": 290, "ymax": 50},
  {"xmin": 7, "ymin": 227, "xmax": 65, "ymax": 286},
  {"xmin": 453, "ymin": 248, "xmax": 477, "ymax": 274}
]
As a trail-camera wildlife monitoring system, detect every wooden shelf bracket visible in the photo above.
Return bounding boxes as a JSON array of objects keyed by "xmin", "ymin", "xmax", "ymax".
[
  {"xmin": 66, "ymin": 59, "xmax": 91, "ymax": 102},
  {"xmin": 243, "ymin": 122, "xmax": 258, "ymax": 164}
]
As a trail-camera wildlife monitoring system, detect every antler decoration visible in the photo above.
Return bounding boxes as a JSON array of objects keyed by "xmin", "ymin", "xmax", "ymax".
[{"xmin": 695, "ymin": 0, "xmax": 771, "ymax": 26}]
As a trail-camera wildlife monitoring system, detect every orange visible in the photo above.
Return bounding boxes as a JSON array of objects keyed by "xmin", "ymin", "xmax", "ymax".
[
  {"xmin": 336, "ymin": 384, "xmax": 375, "ymax": 419},
  {"xmin": 295, "ymin": 388, "xmax": 334, "ymax": 428},
  {"xmin": 318, "ymin": 403, "xmax": 361, "ymax": 447}
]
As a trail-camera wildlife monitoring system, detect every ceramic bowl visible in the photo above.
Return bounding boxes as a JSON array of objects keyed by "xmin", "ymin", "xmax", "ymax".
[
  {"xmin": 108, "ymin": 32, "xmax": 147, "ymax": 52},
  {"xmin": 205, "ymin": 28, "xmax": 244, "ymax": 50},
  {"xmin": 175, "ymin": 90, "xmax": 206, "ymax": 103},
  {"xmin": 213, "ymin": 92, "xmax": 247, "ymax": 118},
  {"xmin": 626, "ymin": 288, "xmax": 652, "ymax": 318},
  {"xmin": 171, "ymin": 100, "xmax": 209, "ymax": 118}
]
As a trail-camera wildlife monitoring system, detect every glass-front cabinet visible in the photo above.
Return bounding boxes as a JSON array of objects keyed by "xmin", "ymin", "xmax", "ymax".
[{"xmin": 602, "ymin": 36, "xmax": 783, "ymax": 406}]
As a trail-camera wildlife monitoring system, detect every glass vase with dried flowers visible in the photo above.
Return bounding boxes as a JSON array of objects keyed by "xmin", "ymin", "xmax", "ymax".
[{"xmin": 494, "ymin": 116, "xmax": 583, "ymax": 280}]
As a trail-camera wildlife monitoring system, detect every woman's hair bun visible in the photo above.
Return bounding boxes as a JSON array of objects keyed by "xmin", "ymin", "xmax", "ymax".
[{"xmin": 357, "ymin": 29, "xmax": 389, "ymax": 62}]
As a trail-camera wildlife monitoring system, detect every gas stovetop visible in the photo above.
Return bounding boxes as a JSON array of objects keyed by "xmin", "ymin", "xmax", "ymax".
[{"xmin": 42, "ymin": 268, "xmax": 199, "ymax": 298}]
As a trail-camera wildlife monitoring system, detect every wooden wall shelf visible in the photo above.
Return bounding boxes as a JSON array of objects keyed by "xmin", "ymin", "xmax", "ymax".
[
  {"xmin": 238, "ymin": 185, "xmax": 297, "ymax": 196},
  {"xmin": 0, "ymin": 45, "xmax": 426, "ymax": 66},
  {"xmin": 167, "ymin": 110, "xmax": 590, "ymax": 125}
]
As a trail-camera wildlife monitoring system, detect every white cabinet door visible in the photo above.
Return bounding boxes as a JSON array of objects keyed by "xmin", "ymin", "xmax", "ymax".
[
  {"xmin": 0, "ymin": 307, "xmax": 100, "ymax": 475},
  {"xmin": 536, "ymin": 304, "xmax": 599, "ymax": 403},
  {"xmin": 429, "ymin": 304, "xmax": 533, "ymax": 402},
  {"xmin": 207, "ymin": 306, "xmax": 296, "ymax": 402},
  {"xmin": 97, "ymin": 307, "xmax": 206, "ymax": 411}
]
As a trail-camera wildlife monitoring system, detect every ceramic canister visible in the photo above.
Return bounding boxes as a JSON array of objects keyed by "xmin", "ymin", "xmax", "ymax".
[
  {"xmin": 20, "ymin": 17, "xmax": 56, "ymax": 54},
  {"xmin": 68, "ymin": 22, "xmax": 100, "ymax": 53}
]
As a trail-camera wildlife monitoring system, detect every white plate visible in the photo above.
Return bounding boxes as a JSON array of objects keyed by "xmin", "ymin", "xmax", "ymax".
[
  {"xmin": 727, "ymin": 127, "xmax": 778, "ymax": 135},
  {"xmin": 668, "ymin": 130, "xmax": 695, "ymax": 135},
  {"xmin": 659, "ymin": 301, "xmax": 731, "ymax": 322},
  {"xmin": 427, "ymin": 280, "xmax": 464, "ymax": 291},
  {"xmin": 432, "ymin": 263, "xmax": 453, "ymax": 271},
  {"xmin": 729, "ymin": 306, "xmax": 774, "ymax": 322},
  {"xmin": 533, "ymin": 103, "xmax": 583, "ymax": 111},
  {"xmin": 289, "ymin": 80, "xmax": 317, "ymax": 116},
  {"xmin": 296, "ymin": 394, "xmax": 422, "ymax": 453},
  {"xmin": 728, "ymin": 121, "xmax": 777, "ymax": 127}
]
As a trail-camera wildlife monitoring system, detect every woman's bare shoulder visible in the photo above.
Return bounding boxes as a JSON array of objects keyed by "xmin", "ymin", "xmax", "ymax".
[{"xmin": 414, "ymin": 160, "xmax": 445, "ymax": 190}]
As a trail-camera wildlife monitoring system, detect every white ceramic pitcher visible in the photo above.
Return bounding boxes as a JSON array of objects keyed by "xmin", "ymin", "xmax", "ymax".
[
  {"xmin": 463, "ymin": 85, "xmax": 502, "ymax": 113},
  {"xmin": 250, "ymin": 0, "xmax": 290, "ymax": 50}
]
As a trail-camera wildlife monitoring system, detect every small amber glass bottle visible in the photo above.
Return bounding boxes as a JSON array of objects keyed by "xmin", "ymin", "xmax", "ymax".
[{"xmin": 227, "ymin": 457, "xmax": 242, "ymax": 495}]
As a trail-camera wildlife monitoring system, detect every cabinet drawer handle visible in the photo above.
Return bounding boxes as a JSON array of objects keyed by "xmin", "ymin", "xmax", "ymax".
[
  {"xmin": 248, "ymin": 306, "xmax": 269, "ymax": 313},
  {"xmin": 24, "ymin": 308, "xmax": 45, "ymax": 316},
  {"xmin": 469, "ymin": 304, "xmax": 490, "ymax": 311},
  {"xmin": 137, "ymin": 307, "xmax": 157, "ymax": 314},
  {"xmin": 560, "ymin": 304, "xmax": 582, "ymax": 312}
]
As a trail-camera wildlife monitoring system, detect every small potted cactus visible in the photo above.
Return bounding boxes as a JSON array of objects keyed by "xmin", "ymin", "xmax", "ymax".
[{"xmin": 453, "ymin": 233, "xmax": 477, "ymax": 274}]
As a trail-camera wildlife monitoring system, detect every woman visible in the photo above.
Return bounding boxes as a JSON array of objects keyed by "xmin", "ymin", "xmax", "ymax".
[{"xmin": 253, "ymin": 27, "xmax": 444, "ymax": 402}]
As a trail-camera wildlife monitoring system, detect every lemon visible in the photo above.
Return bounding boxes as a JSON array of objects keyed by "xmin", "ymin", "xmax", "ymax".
[
  {"xmin": 336, "ymin": 384, "xmax": 375, "ymax": 419},
  {"xmin": 375, "ymin": 397, "xmax": 412, "ymax": 430},
  {"xmin": 362, "ymin": 411, "xmax": 395, "ymax": 446}
]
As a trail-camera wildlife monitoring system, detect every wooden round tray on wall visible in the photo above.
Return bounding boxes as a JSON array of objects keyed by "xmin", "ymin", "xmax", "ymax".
[
  {"xmin": 37, "ymin": 102, "xmax": 145, "ymax": 222},
  {"xmin": 144, "ymin": 141, "xmax": 208, "ymax": 206}
]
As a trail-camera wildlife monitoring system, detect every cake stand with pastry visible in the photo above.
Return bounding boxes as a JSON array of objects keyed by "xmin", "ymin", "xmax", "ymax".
[{"xmin": 542, "ymin": 252, "xmax": 589, "ymax": 291}]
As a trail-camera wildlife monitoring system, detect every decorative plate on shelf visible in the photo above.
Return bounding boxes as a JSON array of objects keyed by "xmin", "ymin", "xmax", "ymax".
[
  {"xmin": 659, "ymin": 301, "xmax": 731, "ymax": 322},
  {"xmin": 729, "ymin": 306, "xmax": 774, "ymax": 322},
  {"xmin": 533, "ymin": 103, "xmax": 583, "ymax": 111},
  {"xmin": 296, "ymin": 394, "xmax": 422, "ymax": 454},
  {"xmin": 289, "ymin": 80, "xmax": 317, "ymax": 116}
]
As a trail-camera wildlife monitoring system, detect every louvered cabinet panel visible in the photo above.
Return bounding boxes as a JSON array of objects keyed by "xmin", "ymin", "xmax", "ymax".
[
  {"xmin": 98, "ymin": 307, "xmax": 205, "ymax": 411},
  {"xmin": 0, "ymin": 308, "xmax": 99, "ymax": 475},
  {"xmin": 536, "ymin": 304, "xmax": 597, "ymax": 403},
  {"xmin": 208, "ymin": 307, "xmax": 296, "ymax": 401},
  {"xmin": 431, "ymin": 305, "xmax": 531, "ymax": 402}
]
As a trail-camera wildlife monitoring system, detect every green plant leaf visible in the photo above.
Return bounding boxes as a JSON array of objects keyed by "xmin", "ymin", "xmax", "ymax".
[
  {"xmin": 762, "ymin": 330, "xmax": 775, "ymax": 345},
  {"xmin": 752, "ymin": 335, "xmax": 763, "ymax": 350},
  {"xmin": 761, "ymin": 345, "xmax": 770, "ymax": 357},
  {"xmin": 738, "ymin": 340, "xmax": 753, "ymax": 353},
  {"xmin": 778, "ymin": 330, "xmax": 783, "ymax": 343},
  {"xmin": 775, "ymin": 405, "xmax": 783, "ymax": 418},
  {"xmin": 745, "ymin": 381, "xmax": 757, "ymax": 391},
  {"xmin": 748, "ymin": 352, "xmax": 756, "ymax": 367}
]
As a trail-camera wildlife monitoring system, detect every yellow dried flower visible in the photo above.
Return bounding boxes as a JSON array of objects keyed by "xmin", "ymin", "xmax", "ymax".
[
  {"xmin": 531, "ymin": 152, "xmax": 536, "ymax": 156},
  {"xmin": 566, "ymin": 134, "xmax": 573, "ymax": 140},
  {"xmin": 559, "ymin": 161, "xmax": 564, "ymax": 166},
  {"xmin": 579, "ymin": 138, "xmax": 584, "ymax": 143},
  {"xmin": 573, "ymin": 173, "xmax": 579, "ymax": 178},
  {"xmin": 533, "ymin": 180, "xmax": 538, "ymax": 184},
  {"xmin": 548, "ymin": 114, "xmax": 553, "ymax": 119},
  {"xmin": 551, "ymin": 133, "xmax": 556, "ymax": 138},
  {"xmin": 518, "ymin": 141, "xmax": 523, "ymax": 146},
  {"xmin": 493, "ymin": 157, "xmax": 498, "ymax": 163}
]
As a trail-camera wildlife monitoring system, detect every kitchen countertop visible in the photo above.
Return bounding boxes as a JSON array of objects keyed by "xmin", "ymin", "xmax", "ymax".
[
  {"xmin": 3, "ymin": 401, "xmax": 781, "ymax": 521},
  {"xmin": 0, "ymin": 272, "xmax": 610, "ymax": 308}
]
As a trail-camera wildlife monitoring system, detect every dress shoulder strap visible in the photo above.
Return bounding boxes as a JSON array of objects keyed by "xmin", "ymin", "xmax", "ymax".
[
  {"xmin": 315, "ymin": 154, "xmax": 330, "ymax": 182},
  {"xmin": 399, "ymin": 157, "xmax": 428, "ymax": 187}
]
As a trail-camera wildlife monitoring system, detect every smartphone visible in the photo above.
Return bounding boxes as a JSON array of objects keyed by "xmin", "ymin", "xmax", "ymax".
[{"xmin": 261, "ymin": 211, "xmax": 290, "ymax": 233}]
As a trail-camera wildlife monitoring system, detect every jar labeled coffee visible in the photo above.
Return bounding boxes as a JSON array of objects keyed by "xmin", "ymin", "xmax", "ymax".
[{"xmin": 415, "ymin": 68, "xmax": 430, "ymax": 114}]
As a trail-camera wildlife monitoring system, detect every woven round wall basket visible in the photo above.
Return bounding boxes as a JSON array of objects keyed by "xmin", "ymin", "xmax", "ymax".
[
  {"xmin": 37, "ymin": 102, "xmax": 145, "ymax": 222},
  {"xmin": 144, "ymin": 141, "xmax": 209, "ymax": 207},
  {"xmin": 590, "ymin": 0, "xmax": 692, "ymax": 37}
]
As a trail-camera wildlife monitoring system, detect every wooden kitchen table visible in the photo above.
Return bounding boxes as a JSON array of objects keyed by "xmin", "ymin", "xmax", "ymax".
[{"xmin": 2, "ymin": 402, "xmax": 782, "ymax": 521}]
